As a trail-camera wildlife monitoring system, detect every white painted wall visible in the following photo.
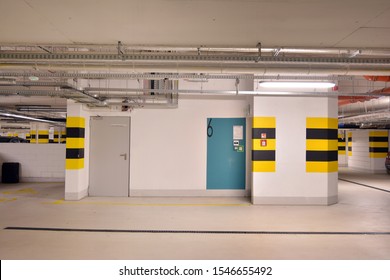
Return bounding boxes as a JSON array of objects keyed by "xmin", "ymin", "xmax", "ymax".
[
  {"xmin": 252, "ymin": 96, "xmax": 338, "ymax": 205},
  {"xmin": 0, "ymin": 143, "xmax": 65, "ymax": 182},
  {"xmin": 130, "ymin": 96, "xmax": 251, "ymax": 195},
  {"xmin": 65, "ymin": 95, "xmax": 252, "ymax": 198}
]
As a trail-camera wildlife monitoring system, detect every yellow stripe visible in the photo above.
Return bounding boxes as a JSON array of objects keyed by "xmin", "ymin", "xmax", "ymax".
[
  {"xmin": 66, "ymin": 138, "xmax": 85, "ymax": 149},
  {"xmin": 348, "ymin": 151, "xmax": 352, "ymax": 156},
  {"xmin": 66, "ymin": 158, "xmax": 84, "ymax": 169},
  {"xmin": 338, "ymin": 150, "xmax": 346, "ymax": 155},
  {"xmin": 369, "ymin": 131, "xmax": 389, "ymax": 137},
  {"xmin": 252, "ymin": 161, "xmax": 275, "ymax": 172},
  {"xmin": 338, "ymin": 143, "xmax": 346, "ymax": 147},
  {"xmin": 38, "ymin": 130, "xmax": 49, "ymax": 135},
  {"xmin": 253, "ymin": 117, "xmax": 276, "ymax": 128},
  {"xmin": 66, "ymin": 117, "xmax": 85, "ymax": 128},
  {"xmin": 306, "ymin": 161, "xmax": 338, "ymax": 173},
  {"xmin": 369, "ymin": 142, "xmax": 388, "ymax": 148},
  {"xmin": 306, "ymin": 139, "xmax": 338, "ymax": 151},
  {"xmin": 348, "ymin": 142, "xmax": 352, "ymax": 146},
  {"xmin": 348, "ymin": 132, "xmax": 352, "ymax": 138},
  {"xmin": 252, "ymin": 139, "xmax": 276, "ymax": 150},
  {"xmin": 306, "ymin": 117, "xmax": 338, "ymax": 129},
  {"xmin": 369, "ymin": 153, "xmax": 388, "ymax": 158},
  {"xmin": 38, "ymin": 139, "xmax": 49, "ymax": 143}
]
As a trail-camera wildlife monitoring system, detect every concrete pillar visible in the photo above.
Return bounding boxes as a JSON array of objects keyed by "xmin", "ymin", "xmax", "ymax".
[
  {"xmin": 348, "ymin": 130, "xmax": 389, "ymax": 173},
  {"xmin": 65, "ymin": 100, "xmax": 89, "ymax": 200},
  {"xmin": 37, "ymin": 123, "xmax": 50, "ymax": 144},
  {"xmin": 252, "ymin": 96, "xmax": 338, "ymax": 205},
  {"xmin": 338, "ymin": 130, "xmax": 347, "ymax": 167},
  {"xmin": 30, "ymin": 123, "xmax": 38, "ymax": 144}
]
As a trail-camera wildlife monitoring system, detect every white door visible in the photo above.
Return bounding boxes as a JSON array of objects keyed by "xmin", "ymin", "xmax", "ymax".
[{"xmin": 89, "ymin": 116, "xmax": 130, "ymax": 196}]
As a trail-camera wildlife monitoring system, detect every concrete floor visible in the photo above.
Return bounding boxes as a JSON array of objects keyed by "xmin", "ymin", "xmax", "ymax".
[{"xmin": 0, "ymin": 168, "xmax": 389, "ymax": 260}]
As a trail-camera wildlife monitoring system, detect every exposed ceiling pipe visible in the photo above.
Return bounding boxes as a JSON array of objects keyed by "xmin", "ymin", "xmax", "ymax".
[
  {"xmin": 0, "ymin": 110, "xmax": 65, "ymax": 126},
  {"xmin": 1, "ymin": 63, "xmax": 390, "ymax": 75},
  {"xmin": 363, "ymin": 76, "xmax": 390, "ymax": 82},
  {"xmin": 338, "ymin": 96, "xmax": 390, "ymax": 116},
  {"xmin": 2, "ymin": 44, "xmax": 390, "ymax": 56}
]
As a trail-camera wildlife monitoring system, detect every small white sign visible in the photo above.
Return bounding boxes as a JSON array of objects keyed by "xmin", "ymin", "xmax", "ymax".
[{"xmin": 233, "ymin": 125, "xmax": 244, "ymax": 140}]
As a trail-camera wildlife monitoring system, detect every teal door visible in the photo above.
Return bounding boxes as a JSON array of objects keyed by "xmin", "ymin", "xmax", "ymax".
[{"xmin": 206, "ymin": 118, "xmax": 246, "ymax": 190}]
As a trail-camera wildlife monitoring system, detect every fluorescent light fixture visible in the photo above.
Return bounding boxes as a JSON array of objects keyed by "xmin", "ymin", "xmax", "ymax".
[
  {"xmin": 259, "ymin": 82, "xmax": 336, "ymax": 89},
  {"xmin": 28, "ymin": 76, "xmax": 39, "ymax": 81}
]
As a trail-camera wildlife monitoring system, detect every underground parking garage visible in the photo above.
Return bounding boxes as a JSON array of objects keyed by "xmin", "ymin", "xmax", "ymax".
[{"xmin": 0, "ymin": 1, "xmax": 389, "ymax": 276}]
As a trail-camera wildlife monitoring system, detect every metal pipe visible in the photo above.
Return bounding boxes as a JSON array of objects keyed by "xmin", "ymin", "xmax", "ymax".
[
  {"xmin": 338, "ymin": 96, "xmax": 390, "ymax": 116},
  {"xmin": 1, "ymin": 63, "xmax": 390, "ymax": 75}
]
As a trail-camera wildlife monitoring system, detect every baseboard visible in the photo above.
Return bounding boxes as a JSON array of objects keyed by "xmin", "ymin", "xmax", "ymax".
[
  {"xmin": 252, "ymin": 195, "xmax": 338, "ymax": 205},
  {"xmin": 20, "ymin": 177, "xmax": 65, "ymax": 183},
  {"xmin": 130, "ymin": 189, "xmax": 250, "ymax": 197},
  {"xmin": 65, "ymin": 188, "xmax": 88, "ymax": 201}
]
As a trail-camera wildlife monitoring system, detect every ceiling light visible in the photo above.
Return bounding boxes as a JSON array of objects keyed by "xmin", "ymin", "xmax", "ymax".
[
  {"xmin": 28, "ymin": 76, "xmax": 39, "ymax": 81},
  {"xmin": 259, "ymin": 82, "xmax": 336, "ymax": 89}
]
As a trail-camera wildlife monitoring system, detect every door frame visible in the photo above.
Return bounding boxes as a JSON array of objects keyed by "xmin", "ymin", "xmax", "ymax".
[{"xmin": 88, "ymin": 116, "xmax": 131, "ymax": 197}]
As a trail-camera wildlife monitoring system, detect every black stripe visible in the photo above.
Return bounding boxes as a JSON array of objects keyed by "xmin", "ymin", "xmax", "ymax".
[
  {"xmin": 252, "ymin": 150, "xmax": 275, "ymax": 161},
  {"xmin": 306, "ymin": 151, "xmax": 338, "ymax": 162},
  {"xmin": 66, "ymin": 148, "xmax": 85, "ymax": 159},
  {"xmin": 252, "ymin": 128, "xmax": 275, "ymax": 139},
  {"xmin": 49, "ymin": 140, "xmax": 54, "ymax": 143},
  {"xmin": 4, "ymin": 227, "xmax": 390, "ymax": 235},
  {"xmin": 338, "ymin": 146, "xmax": 346, "ymax": 151},
  {"xmin": 369, "ymin": 147, "xmax": 388, "ymax": 153},
  {"xmin": 306, "ymin": 129, "xmax": 337, "ymax": 140},
  {"xmin": 38, "ymin": 135, "xmax": 49, "ymax": 139},
  {"xmin": 338, "ymin": 138, "xmax": 346, "ymax": 142},
  {"xmin": 54, "ymin": 135, "xmax": 59, "ymax": 139},
  {"xmin": 348, "ymin": 147, "xmax": 352, "ymax": 151},
  {"xmin": 369, "ymin": 137, "xmax": 388, "ymax": 142},
  {"xmin": 348, "ymin": 137, "xmax": 352, "ymax": 141},
  {"xmin": 339, "ymin": 178, "xmax": 390, "ymax": 194},
  {"xmin": 66, "ymin": 127, "xmax": 84, "ymax": 138}
]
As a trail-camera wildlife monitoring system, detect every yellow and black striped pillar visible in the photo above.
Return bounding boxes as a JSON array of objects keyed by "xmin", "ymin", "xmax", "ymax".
[
  {"xmin": 252, "ymin": 117, "xmax": 276, "ymax": 172},
  {"xmin": 38, "ymin": 130, "xmax": 49, "ymax": 144},
  {"xmin": 53, "ymin": 131, "xmax": 59, "ymax": 143},
  {"xmin": 347, "ymin": 132, "xmax": 352, "ymax": 156},
  {"xmin": 66, "ymin": 117, "xmax": 85, "ymax": 170},
  {"xmin": 61, "ymin": 130, "xmax": 66, "ymax": 144},
  {"xmin": 25, "ymin": 133, "xmax": 31, "ymax": 143},
  {"xmin": 30, "ymin": 130, "xmax": 37, "ymax": 144},
  {"xmin": 338, "ymin": 131, "xmax": 346, "ymax": 155},
  {"xmin": 306, "ymin": 117, "xmax": 338, "ymax": 173},
  {"xmin": 369, "ymin": 131, "xmax": 389, "ymax": 158}
]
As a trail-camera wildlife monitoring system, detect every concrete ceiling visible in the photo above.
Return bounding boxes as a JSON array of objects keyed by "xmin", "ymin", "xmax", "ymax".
[{"xmin": 1, "ymin": 0, "xmax": 390, "ymax": 48}]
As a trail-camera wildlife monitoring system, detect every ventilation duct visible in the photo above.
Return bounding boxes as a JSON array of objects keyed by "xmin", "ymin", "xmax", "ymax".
[{"xmin": 143, "ymin": 76, "xmax": 178, "ymax": 95}]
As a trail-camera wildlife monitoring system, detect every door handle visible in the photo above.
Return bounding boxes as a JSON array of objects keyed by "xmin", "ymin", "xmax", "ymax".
[{"xmin": 120, "ymin": 153, "xmax": 127, "ymax": 160}]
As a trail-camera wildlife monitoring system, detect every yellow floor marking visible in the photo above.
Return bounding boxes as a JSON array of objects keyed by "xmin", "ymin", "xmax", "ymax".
[
  {"xmin": 45, "ymin": 199, "xmax": 250, "ymax": 207},
  {"xmin": 0, "ymin": 197, "xmax": 17, "ymax": 203},
  {"xmin": 2, "ymin": 188, "xmax": 38, "ymax": 195}
]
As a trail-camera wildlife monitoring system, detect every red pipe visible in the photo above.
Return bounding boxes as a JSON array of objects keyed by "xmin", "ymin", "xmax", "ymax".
[{"xmin": 363, "ymin": 76, "xmax": 390, "ymax": 82}]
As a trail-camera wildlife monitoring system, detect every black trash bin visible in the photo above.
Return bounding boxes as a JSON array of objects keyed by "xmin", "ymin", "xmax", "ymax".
[{"xmin": 2, "ymin": 162, "xmax": 20, "ymax": 183}]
